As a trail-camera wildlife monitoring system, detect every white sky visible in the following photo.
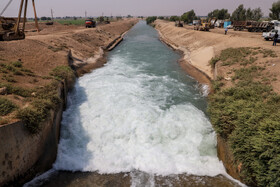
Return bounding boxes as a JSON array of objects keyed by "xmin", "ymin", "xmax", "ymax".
[{"xmin": 0, "ymin": 0, "xmax": 277, "ymax": 18}]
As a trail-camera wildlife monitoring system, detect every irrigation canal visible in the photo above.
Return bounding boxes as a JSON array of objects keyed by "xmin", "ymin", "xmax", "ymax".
[{"xmin": 25, "ymin": 21, "xmax": 242, "ymax": 187}]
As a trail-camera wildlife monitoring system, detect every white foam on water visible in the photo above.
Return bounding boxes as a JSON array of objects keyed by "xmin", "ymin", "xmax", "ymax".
[
  {"xmin": 195, "ymin": 83, "xmax": 210, "ymax": 97},
  {"xmin": 201, "ymin": 84, "xmax": 210, "ymax": 97},
  {"xmin": 53, "ymin": 54, "xmax": 226, "ymax": 178}
]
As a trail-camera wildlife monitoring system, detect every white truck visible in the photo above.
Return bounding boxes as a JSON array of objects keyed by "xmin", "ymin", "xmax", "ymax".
[{"xmin": 263, "ymin": 21, "xmax": 280, "ymax": 41}]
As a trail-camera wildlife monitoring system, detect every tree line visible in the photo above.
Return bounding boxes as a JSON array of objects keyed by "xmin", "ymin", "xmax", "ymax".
[{"xmin": 147, "ymin": 1, "xmax": 280, "ymax": 24}]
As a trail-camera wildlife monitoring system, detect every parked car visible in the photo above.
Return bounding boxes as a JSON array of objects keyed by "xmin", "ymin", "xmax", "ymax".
[{"xmin": 263, "ymin": 29, "xmax": 280, "ymax": 41}]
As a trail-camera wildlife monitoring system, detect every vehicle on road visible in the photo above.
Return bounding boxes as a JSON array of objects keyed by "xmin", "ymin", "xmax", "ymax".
[{"xmin": 85, "ymin": 19, "xmax": 96, "ymax": 28}]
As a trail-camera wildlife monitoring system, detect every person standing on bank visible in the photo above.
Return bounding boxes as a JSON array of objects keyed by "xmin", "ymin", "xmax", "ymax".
[{"xmin": 273, "ymin": 31, "xmax": 278, "ymax": 46}]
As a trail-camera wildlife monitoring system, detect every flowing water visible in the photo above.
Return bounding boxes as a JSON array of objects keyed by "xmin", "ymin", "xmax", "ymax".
[{"xmin": 25, "ymin": 21, "xmax": 243, "ymax": 187}]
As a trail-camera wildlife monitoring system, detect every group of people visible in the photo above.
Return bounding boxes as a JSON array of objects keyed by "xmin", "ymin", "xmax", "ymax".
[{"xmin": 224, "ymin": 28, "xmax": 278, "ymax": 46}]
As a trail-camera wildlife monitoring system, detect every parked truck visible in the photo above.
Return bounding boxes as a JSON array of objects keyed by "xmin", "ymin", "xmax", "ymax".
[
  {"xmin": 247, "ymin": 21, "xmax": 273, "ymax": 32},
  {"xmin": 85, "ymin": 19, "xmax": 96, "ymax": 28},
  {"xmin": 262, "ymin": 21, "xmax": 280, "ymax": 41},
  {"xmin": 233, "ymin": 21, "xmax": 251, "ymax": 31}
]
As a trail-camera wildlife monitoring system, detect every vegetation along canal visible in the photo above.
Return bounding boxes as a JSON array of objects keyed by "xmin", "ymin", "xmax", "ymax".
[{"xmin": 25, "ymin": 21, "xmax": 243, "ymax": 187}]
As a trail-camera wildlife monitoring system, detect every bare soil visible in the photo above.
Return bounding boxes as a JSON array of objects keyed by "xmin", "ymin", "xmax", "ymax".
[{"xmin": 0, "ymin": 19, "xmax": 138, "ymax": 124}]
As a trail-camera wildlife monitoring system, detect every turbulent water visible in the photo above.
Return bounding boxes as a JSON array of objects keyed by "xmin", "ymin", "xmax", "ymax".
[
  {"xmin": 53, "ymin": 21, "xmax": 225, "ymax": 177},
  {"xmin": 25, "ymin": 21, "xmax": 244, "ymax": 187}
]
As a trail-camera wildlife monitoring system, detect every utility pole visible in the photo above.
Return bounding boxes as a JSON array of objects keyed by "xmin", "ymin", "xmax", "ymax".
[
  {"xmin": 51, "ymin": 8, "xmax": 54, "ymax": 20},
  {"xmin": 85, "ymin": 11, "xmax": 87, "ymax": 18}
]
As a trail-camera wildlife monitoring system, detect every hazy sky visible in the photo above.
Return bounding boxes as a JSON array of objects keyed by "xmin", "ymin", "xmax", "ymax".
[{"xmin": 0, "ymin": 0, "xmax": 277, "ymax": 18}]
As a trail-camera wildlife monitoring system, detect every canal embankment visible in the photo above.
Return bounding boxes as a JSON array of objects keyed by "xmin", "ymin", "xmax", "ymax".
[
  {"xmin": 155, "ymin": 20, "xmax": 280, "ymax": 86},
  {"xmin": 22, "ymin": 20, "xmax": 243, "ymax": 187},
  {"xmin": 0, "ymin": 19, "xmax": 138, "ymax": 186},
  {"xmin": 155, "ymin": 19, "xmax": 280, "ymax": 186}
]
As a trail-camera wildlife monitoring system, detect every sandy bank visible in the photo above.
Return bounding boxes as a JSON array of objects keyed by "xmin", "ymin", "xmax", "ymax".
[{"xmin": 155, "ymin": 20, "xmax": 280, "ymax": 85}]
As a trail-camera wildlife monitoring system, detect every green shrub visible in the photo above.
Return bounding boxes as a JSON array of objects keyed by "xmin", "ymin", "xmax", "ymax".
[
  {"xmin": 0, "ymin": 83, "xmax": 32, "ymax": 97},
  {"xmin": 208, "ymin": 50, "xmax": 280, "ymax": 186},
  {"xmin": 50, "ymin": 66, "xmax": 75, "ymax": 80},
  {"xmin": 34, "ymin": 81, "xmax": 61, "ymax": 104},
  {"xmin": 215, "ymin": 47, "xmax": 253, "ymax": 66},
  {"xmin": 2, "ymin": 75, "xmax": 16, "ymax": 83},
  {"xmin": 21, "ymin": 68, "xmax": 33, "ymax": 73},
  {"xmin": 169, "ymin": 16, "xmax": 180, "ymax": 22},
  {"xmin": 17, "ymin": 107, "xmax": 43, "ymax": 134},
  {"xmin": 0, "ymin": 98, "xmax": 17, "ymax": 116},
  {"xmin": 216, "ymin": 76, "xmax": 224, "ymax": 81},
  {"xmin": 13, "ymin": 70, "xmax": 24, "ymax": 76},
  {"xmin": 232, "ymin": 66, "xmax": 264, "ymax": 81},
  {"xmin": 210, "ymin": 57, "xmax": 220, "ymax": 68},
  {"xmin": 4, "ymin": 64, "xmax": 16, "ymax": 72},
  {"xmin": 220, "ymin": 47, "xmax": 252, "ymax": 62},
  {"xmin": 211, "ymin": 80, "xmax": 224, "ymax": 91},
  {"xmin": 260, "ymin": 49, "xmax": 277, "ymax": 58},
  {"xmin": 12, "ymin": 61, "xmax": 23, "ymax": 68},
  {"xmin": 209, "ymin": 80, "xmax": 280, "ymax": 186},
  {"xmin": 16, "ymin": 82, "xmax": 62, "ymax": 134},
  {"xmin": 146, "ymin": 16, "xmax": 157, "ymax": 24},
  {"xmin": 0, "ymin": 62, "xmax": 27, "ymax": 76}
]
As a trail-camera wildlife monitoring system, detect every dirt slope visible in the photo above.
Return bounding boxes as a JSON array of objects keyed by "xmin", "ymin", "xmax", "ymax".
[
  {"xmin": 0, "ymin": 19, "xmax": 138, "ymax": 125},
  {"xmin": 155, "ymin": 20, "xmax": 280, "ymax": 93}
]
